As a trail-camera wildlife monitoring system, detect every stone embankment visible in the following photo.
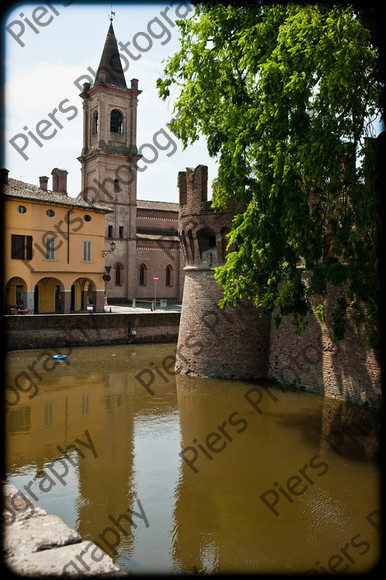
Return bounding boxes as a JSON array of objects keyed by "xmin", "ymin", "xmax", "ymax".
[
  {"xmin": 5, "ymin": 311, "xmax": 180, "ymax": 351},
  {"xmin": 3, "ymin": 483, "xmax": 122, "ymax": 576}
]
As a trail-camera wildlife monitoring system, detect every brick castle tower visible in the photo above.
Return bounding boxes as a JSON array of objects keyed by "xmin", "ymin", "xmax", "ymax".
[{"xmin": 176, "ymin": 165, "xmax": 271, "ymax": 379}]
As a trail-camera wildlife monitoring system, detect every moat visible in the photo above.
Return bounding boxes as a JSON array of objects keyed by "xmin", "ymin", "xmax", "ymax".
[{"xmin": 5, "ymin": 343, "xmax": 380, "ymax": 574}]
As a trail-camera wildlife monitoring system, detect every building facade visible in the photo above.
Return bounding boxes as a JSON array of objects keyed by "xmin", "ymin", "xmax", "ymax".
[
  {"xmin": 78, "ymin": 21, "xmax": 183, "ymax": 304},
  {"xmin": 3, "ymin": 168, "xmax": 111, "ymax": 314}
]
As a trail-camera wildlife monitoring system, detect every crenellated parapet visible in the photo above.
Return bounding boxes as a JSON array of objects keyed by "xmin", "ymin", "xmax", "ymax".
[{"xmin": 177, "ymin": 165, "xmax": 240, "ymax": 268}]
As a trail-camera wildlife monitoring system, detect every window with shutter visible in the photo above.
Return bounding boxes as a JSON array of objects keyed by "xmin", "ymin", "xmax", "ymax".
[
  {"xmin": 46, "ymin": 237, "xmax": 55, "ymax": 260},
  {"xmin": 83, "ymin": 241, "xmax": 91, "ymax": 262},
  {"xmin": 25, "ymin": 236, "xmax": 33, "ymax": 260},
  {"xmin": 11, "ymin": 234, "xmax": 32, "ymax": 260}
]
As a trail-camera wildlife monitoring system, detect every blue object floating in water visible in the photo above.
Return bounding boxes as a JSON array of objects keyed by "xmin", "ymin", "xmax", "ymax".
[{"xmin": 52, "ymin": 355, "xmax": 69, "ymax": 361}]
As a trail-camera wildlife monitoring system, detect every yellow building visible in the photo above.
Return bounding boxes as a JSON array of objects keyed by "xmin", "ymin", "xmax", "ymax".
[{"xmin": 3, "ymin": 168, "xmax": 112, "ymax": 314}]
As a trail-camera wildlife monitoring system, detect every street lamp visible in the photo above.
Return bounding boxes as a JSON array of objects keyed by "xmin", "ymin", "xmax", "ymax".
[{"xmin": 102, "ymin": 241, "xmax": 116, "ymax": 256}]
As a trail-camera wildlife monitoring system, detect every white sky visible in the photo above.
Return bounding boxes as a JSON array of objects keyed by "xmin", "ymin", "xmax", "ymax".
[{"xmin": 3, "ymin": 1, "xmax": 219, "ymax": 202}]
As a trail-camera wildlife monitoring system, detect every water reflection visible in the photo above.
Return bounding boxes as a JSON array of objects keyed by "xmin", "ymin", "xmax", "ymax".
[
  {"xmin": 173, "ymin": 374, "xmax": 380, "ymax": 574},
  {"xmin": 5, "ymin": 344, "xmax": 380, "ymax": 574}
]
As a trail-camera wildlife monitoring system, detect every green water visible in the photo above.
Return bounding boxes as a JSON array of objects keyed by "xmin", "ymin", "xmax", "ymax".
[{"xmin": 5, "ymin": 343, "xmax": 380, "ymax": 574}]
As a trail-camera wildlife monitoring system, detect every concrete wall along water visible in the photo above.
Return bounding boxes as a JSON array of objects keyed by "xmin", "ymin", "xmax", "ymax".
[{"xmin": 5, "ymin": 312, "xmax": 180, "ymax": 351}]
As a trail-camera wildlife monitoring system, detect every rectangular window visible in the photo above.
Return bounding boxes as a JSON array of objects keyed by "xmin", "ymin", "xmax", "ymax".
[
  {"xmin": 83, "ymin": 240, "xmax": 91, "ymax": 262},
  {"xmin": 108, "ymin": 225, "xmax": 113, "ymax": 238},
  {"xmin": 82, "ymin": 394, "xmax": 89, "ymax": 416},
  {"xmin": 7, "ymin": 407, "xmax": 31, "ymax": 434},
  {"xmin": 44, "ymin": 403, "xmax": 53, "ymax": 426},
  {"xmin": 11, "ymin": 234, "xmax": 32, "ymax": 260},
  {"xmin": 45, "ymin": 236, "xmax": 55, "ymax": 260},
  {"xmin": 119, "ymin": 226, "xmax": 123, "ymax": 239}
]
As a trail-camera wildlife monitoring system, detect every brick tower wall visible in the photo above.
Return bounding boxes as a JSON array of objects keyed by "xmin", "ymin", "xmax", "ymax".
[{"xmin": 177, "ymin": 270, "xmax": 271, "ymax": 379}]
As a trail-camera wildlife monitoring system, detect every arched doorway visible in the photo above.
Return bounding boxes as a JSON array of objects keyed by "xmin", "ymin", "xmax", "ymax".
[
  {"xmin": 5, "ymin": 277, "xmax": 29, "ymax": 314},
  {"xmin": 34, "ymin": 277, "xmax": 64, "ymax": 313},
  {"xmin": 71, "ymin": 278, "xmax": 96, "ymax": 312}
]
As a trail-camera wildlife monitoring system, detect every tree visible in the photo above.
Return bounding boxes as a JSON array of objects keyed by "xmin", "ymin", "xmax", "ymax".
[{"xmin": 157, "ymin": 2, "xmax": 383, "ymax": 346}]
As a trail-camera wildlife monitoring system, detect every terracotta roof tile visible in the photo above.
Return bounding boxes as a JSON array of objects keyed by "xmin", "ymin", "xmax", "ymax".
[
  {"xmin": 4, "ymin": 178, "xmax": 112, "ymax": 212},
  {"xmin": 137, "ymin": 199, "xmax": 179, "ymax": 212}
]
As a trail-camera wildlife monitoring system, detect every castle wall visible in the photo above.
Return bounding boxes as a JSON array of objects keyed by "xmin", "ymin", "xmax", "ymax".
[
  {"xmin": 176, "ymin": 165, "xmax": 381, "ymax": 406},
  {"xmin": 176, "ymin": 165, "xmax": 270, "ymax": 379},
  {"xmin": 269, "ymin": 288, "xmax": 381, "ymax": 407},
  {"xmin": 176, "ymin": 267, "xmax": 271, "ymax": 379},
  {"xmin": 5, "ymin": 312, "xmax": 180, "ymax": 350}
]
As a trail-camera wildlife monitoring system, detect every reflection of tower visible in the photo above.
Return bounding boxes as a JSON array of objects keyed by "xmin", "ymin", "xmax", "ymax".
[
  {"xmin": 172, "ymin": 373, "xmax": 381, "ymax": 574},
  {"xmin": 176, "ymin": 165, "xmax": 271, "ymax": 379},
  {"xmin": 171, "ymin": 373, "xmax": 287, "ymax": 574},
  {"xmin": 76, "ymin": 371, "xmax": 136, "ymax": 558}
]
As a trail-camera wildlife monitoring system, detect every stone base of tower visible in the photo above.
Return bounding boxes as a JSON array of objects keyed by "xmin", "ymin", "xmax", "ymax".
[{"xmin": 176, "ymin": 267, "xmax": 271, "ymax": 380}]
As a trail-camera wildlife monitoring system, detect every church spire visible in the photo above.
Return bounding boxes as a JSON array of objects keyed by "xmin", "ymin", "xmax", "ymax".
[{"xmin": 95, "ymin": 20, "xmax": 127, "ymax": 89}]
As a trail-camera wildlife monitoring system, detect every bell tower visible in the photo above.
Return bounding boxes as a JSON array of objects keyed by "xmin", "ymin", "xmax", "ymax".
[{"xmin": 78, "ymin": 19, "xmax": 142, "ymax": 300}]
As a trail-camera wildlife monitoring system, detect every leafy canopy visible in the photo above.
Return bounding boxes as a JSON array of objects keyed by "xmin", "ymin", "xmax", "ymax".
[{"xmin": 157, "ymin": 2, "xmax": 382, "ymax": 346}]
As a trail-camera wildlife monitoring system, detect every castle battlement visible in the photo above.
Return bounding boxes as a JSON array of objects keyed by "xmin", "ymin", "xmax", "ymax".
[
  {"xmin": 177, "ymin": 165, "xmax": 238, "ymax": 269},
  {"xmin": 178, "ymin": 165, "xmax": 208, "ymax": 212}
]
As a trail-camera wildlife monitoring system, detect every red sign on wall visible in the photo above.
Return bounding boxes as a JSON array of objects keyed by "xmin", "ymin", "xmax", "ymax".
[{"xmin": 153, "ymin": 275, "xmax": 159, "ymax": 281}]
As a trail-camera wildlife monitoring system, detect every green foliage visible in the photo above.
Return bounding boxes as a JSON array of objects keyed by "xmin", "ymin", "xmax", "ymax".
[
  {"xmin": 158, "ymin": 3, "xmax": 381, "ymax": 346},
  {"xmin": 315, "ymin": 303, "xmax": 326, "ymax": 325}
]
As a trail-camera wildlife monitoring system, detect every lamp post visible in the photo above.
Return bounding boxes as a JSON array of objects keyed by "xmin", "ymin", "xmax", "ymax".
[
  {"xmin": 102, "ymin": 241, "xmax": 116, "ymax": 256},
  {"xmin": 102, "ymin": 265, "xmax": 112, "ymax": 309},
  {"xmin": 101, "ymin": 242, "xmax": 115, "ymax": 310}
]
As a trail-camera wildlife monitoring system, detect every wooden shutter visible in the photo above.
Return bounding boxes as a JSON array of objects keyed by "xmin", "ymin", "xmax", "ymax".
[{"xmin": 25, "ymin": 236, "xmax": 33, "ymax": 260}]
